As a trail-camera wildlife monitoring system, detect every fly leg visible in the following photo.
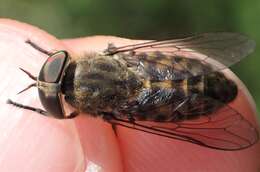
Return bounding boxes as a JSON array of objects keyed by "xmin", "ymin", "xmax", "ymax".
[
  {"xmin": 7, "ymin": 99, "xmax": 48, "ymax": 116},
  {"xmin": 101, "ymin": 112, "xmax": 119, "ymax": 136},
  {"xmin": 67, "ymin": 111, "xmax": 79, "ymax": 119},
  {"xmin": 25, "ymin": 40, "xmax": 52, "ymax": 56},
  {"xmin": 102, "ymin": 112, "xmax": 137, "ymax": 136},
  {"xmin": 103, "ymin": 43, "xmax": 118, "ymax": 55},
  {"xmin": 104, "ymin": 43, "xmax": 136, "ymax": 56},
  {"xmin": 126, "ymin": 114, "xmax": 136, "ymax": 124},
  {"xmin": 169, "ymin": 94, "xmax": 199, "ymax": 121},
  {"xmin": 169, "ymin": 96, "xmax": 191, "ymax": 121}
]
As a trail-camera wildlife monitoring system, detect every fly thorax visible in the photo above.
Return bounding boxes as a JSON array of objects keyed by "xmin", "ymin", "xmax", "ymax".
[{"xmin": 62, "ymin": 54, "xmax": 143, "ymax": 115}]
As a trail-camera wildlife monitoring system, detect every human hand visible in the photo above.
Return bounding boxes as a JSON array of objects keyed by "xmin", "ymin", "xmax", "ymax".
[{"xmin": 1, "ymin": 19, "xmax": 259, "ymax": 172}]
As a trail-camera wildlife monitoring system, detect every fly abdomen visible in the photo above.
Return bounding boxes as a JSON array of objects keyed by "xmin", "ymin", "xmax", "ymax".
[
  {"xmin": 204, "ymin": 72, "xmax": 238, "ymax": 103},
  {"xmin": 181, "ymin": 57, "xmax": 238, "ymax": 104}
]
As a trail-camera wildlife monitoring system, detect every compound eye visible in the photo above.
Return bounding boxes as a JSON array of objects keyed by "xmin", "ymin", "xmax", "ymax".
[
  {"xmin": 37, "ymin": 51, "xmax": 69, "ymax": 119},
  {"xmin": 38, "ymin": 51, "xmax": 68, "ymax": 83},
  {"xmin": 38, "ymin": 90, "xmax": 64, "ymax": 119}
]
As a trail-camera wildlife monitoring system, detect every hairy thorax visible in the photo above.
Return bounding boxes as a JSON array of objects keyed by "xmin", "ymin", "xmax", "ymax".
[{"xmin": 61, "ymin": 53, "xmax": 143, "ymax": 116}]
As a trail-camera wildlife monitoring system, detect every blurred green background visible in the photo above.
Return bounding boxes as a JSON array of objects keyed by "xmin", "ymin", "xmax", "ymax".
[{"xmin": 0, "ymin": 0, "xmax": 259, "ymax": 116}]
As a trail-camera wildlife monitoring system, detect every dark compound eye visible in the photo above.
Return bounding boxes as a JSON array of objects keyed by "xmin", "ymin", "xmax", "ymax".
[
  {"xmin": 38, "ymin": 51, "xmax": 68, "ymax": 83},
  {"xmin": 38, "ymin": 90, "xmax": 64, "ymax": 118},
  {"xmin": 37, "ymin": 51, "xmax": 69, "ymax": 118}
]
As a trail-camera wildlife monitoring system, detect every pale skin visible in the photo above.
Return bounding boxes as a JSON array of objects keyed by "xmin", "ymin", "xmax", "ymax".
[{"xmin": 0, "ymin": 18, "xmax": 259, "ymax": 172}]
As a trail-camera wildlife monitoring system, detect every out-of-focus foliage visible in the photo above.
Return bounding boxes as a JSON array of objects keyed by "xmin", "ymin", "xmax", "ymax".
[{"xmin": 0, "ymin": 0, "xmax": 259, "ymax": 114}]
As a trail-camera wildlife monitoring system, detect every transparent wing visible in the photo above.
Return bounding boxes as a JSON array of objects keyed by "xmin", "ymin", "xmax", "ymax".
[
  {"xmin": 107, "ymin": 96, "xmax": 259, "ymax": 151},
  {"xmin": 105, "ymin": 33, "xmax": 255, "ymax": 75}
]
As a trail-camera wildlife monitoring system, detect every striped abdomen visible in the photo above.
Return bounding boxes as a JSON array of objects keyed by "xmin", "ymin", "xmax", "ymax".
[{"xmin": 122, "ymin": 55, "xmax": 238, "ymax": 121}]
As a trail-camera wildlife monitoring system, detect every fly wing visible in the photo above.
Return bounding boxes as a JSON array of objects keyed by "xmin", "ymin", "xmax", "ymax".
[
  {"xmin": 106, "ymin": 96, "xmax": 259, "ymax": 151},
  {"xmin": 105, "ymin": 33, "xmax": 255, "ymax": 78}
]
